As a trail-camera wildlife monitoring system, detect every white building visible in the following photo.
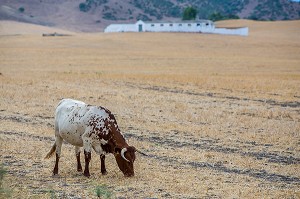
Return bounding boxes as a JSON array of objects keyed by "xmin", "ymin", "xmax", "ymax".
[{"xmin": 104, "ymin": 20, "xmax": 248, "ymax": 36}]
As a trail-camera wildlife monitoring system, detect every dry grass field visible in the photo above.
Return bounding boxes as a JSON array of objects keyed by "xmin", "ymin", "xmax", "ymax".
[{"xmin": 0, "ymin": 20, "xmax": 300, "ymax": 198}]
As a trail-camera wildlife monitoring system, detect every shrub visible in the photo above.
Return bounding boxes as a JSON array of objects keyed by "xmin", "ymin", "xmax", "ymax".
[
  {"xmin": 208, "ymin": 12, "xmax": 240, "ymax": 21},
  {"xmin": 79, "ymin": 2, "xmax": 90, "ymax": 12},
  {"xmin": 18, "ymin": 7, "xmax": 25, "ymax": 13},
  {"xmin": 95, "ymin": 185, "xmax": 113, "ymax": 199},
  {"xmin": 103, "ymin": 12, "xmax": 117, "ymax": 20},
  {"xmin": 248, "ymin": 14, "xmax": 259, "ymax": 21},
  {"xmin": 0, "ymin": 164, "xmax": 12, "ymax": 198},
  {"xmin": 49, "ymin": 189, "xmax": 57, "ymax": 199},
  {"xmin": 136, "ymin": 13, "xmax": 152, "ymax": 21}
]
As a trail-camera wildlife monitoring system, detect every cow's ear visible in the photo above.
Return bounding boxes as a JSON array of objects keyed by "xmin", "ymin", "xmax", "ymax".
[{"xmin": 115, "ymin": 148, "xmax": 121, "ymax": 154}]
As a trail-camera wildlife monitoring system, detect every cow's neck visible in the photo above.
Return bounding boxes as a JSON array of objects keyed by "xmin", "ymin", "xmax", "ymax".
[
  {"xmin": 110, "ymin": 131, "xmax": 128, "ymax": 149},
  {"xmin": 107, "ymin": 123, "xmax": 128, "ymax": 152}
]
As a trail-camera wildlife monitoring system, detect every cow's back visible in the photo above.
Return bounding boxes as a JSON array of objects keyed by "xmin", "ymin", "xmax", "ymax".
[
  {"xmin": 55, "ymin": 99, "xmax": 89, "ymax": 146},
  {"xmin": 55, "ymin": 99, "xmax": 86, "ymax": 125}
]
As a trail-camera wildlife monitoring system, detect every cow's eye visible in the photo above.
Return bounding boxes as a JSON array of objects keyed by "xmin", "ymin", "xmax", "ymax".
[{"xmin": 115, "ymin": 148, "xmax": 121, "ymax": 154}]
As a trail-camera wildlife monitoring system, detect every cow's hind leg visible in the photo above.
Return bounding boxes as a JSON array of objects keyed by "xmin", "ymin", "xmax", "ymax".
[
  {"xmin": 82, "ymin": 132, "xmax": 92, "ymax": 177},
  {"xmin": 53, "ymin": 135, "xmax": 63, "ymax": 175},
  {"xmin": 100, "ymin": 154, "xmax": 107, "ymax": 175},
  {"xmin": 83, "ymin": 150, "xmax": 91, "ymax": 177},
  {"xmin": 75, "ymin": 146, "xmax": 82, "ymax": 172}
]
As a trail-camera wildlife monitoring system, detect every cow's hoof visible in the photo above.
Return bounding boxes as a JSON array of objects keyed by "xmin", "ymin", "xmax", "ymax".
[
  {"xmin": 83, "ymin": 172, "xmax": 90, "ymax": 177},
  {"xmin": 53, "ymin": 168, "xmax": 58, "ymax": 175},
  {"xmin": 77, "ymin": 168, "xmax": 83, "ymax": 172},
  {"xmin": 101, "ymin": 171, "xmax": 107, "ymax": 175}
]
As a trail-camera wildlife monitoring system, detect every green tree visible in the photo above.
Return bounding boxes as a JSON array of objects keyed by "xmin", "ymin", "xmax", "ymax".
[
  {"xmin": 18, "ymin": 7, "xmax": 25, "ymax": 13},
  {"xmin": 79, "ymin": 2, "xmax": 90, "ymax": 12},
  {"xmin": 182, "ymin": 6, "xmax": 198, "ymax": 20}
]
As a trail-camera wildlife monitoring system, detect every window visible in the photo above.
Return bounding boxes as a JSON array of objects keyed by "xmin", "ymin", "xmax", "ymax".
[
  {"xmin": 178, "ymin": 24, "xmax": 182, "ymax": 26},
  {"xmin": 160, "ymin": 24, "xmax": 164, "ymax": 27},
  {"xmin": 151, "ymin": 24, "xmax": 155, "ymax": 27},
  {"xmin": 169, "ymin": 24, "xmax": 173, "ymax": 27},
  {"xmin": 197, "ymin": 23, "xmax": 201, "ymax": 26},
  {"xmin": 188, "ymin": 24, "xmax": 191, "ymax": 27}
]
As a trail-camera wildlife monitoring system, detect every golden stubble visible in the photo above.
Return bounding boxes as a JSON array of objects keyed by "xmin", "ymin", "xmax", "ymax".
[{"xmin": 0, "ymin": 20, "xmax": 300, "ymax": 198}]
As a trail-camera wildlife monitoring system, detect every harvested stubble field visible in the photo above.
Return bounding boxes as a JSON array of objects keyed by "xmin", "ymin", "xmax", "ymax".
[{"xmin": 0, "ymin": 20, "xmax": 300, "ymax": 198}]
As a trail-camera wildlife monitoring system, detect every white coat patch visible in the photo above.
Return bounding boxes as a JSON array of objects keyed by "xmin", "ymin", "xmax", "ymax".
[{"xmin": 55, "ymin": 99, "xmax": 122, "ymax": 155}]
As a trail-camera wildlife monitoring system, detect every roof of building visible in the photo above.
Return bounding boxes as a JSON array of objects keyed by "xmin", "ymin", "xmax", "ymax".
[
  {"xmin": 106, "ymin": 19, "xmax": 214, "ymax": 26},
  {"xmin": 138, "ymin": 19, "xmax": 213, "ymax": 24}
]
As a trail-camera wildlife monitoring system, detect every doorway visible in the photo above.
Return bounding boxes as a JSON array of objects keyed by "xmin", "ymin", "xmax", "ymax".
[{"xmin": 138, "ymin": 24, "xmax": 143, "ymax": 32}]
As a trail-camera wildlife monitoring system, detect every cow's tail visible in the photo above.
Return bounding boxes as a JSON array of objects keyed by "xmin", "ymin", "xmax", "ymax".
[{"xmin": 45, "ymin": 143, "xmax": 56, "ymax": 159}]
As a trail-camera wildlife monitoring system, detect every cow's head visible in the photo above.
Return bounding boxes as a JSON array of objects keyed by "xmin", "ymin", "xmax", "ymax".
[{"xmin": 114, "ymin": 146, "xmax": 136, "ymax": 177}]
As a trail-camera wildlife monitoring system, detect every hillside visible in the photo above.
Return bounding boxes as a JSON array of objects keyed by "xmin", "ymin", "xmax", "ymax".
[
  {"xmin": 0, "ymin": 20, "xmax": 74, "ymax": 36},
  {"xmin": 0, "ymin": 0, "xmax": 300, "ymax": 32}
]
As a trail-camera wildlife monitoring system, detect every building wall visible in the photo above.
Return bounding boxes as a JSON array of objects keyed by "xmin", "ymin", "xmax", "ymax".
[
  {"xmin": 213, "ymin": 27, "xmax": 248, "ymax": 36},
  {"xmin": 105, "ymin": 21, "xmax": 214, "ymax": 33},
  {"xmin": 104, "ymin": 23, "xmax": 137, "ymax": 32},
  {"xmin": 143, "ymin": 21, "xmax": 214, "ymax": 33},
  {"xmin": 104, "ymin": 20, "xmax": 248, "ymax": 36}
]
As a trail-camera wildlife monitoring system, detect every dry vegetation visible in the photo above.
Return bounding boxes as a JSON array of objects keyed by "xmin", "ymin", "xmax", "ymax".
[{"xmin": 0, "ymin": 20, "xmax": 300, "ymax": 198}]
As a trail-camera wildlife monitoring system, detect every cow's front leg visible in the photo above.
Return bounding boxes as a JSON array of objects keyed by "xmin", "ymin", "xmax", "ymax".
[
  {"xmin": 75, "ymin": 146, "xmax": 82, "ymax": 172},
  {"xmin": 84, "ymin": 150, "xmax": 91, "ymax": 177},
  {"xmin": 82, "ymin": 132, "xmax": 92, "ymax": 177},
  {"xmin": 100, "ymin": 154, "xmax": 107, "ymax": 175}
]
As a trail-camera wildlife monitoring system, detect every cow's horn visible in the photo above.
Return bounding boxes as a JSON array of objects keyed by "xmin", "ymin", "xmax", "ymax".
[
  {"xmin": 121, "ymin": 148, "xmax": 130, "ymax": 162},
  {"xmin": 136, "ymin": 149, "xmax": 148, "ymax": 156}
]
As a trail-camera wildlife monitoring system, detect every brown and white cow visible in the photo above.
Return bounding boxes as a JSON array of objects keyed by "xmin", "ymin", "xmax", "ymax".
[{"xmin": 45, "ymin": 99, "xmax": 142, "ymax": 177}]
